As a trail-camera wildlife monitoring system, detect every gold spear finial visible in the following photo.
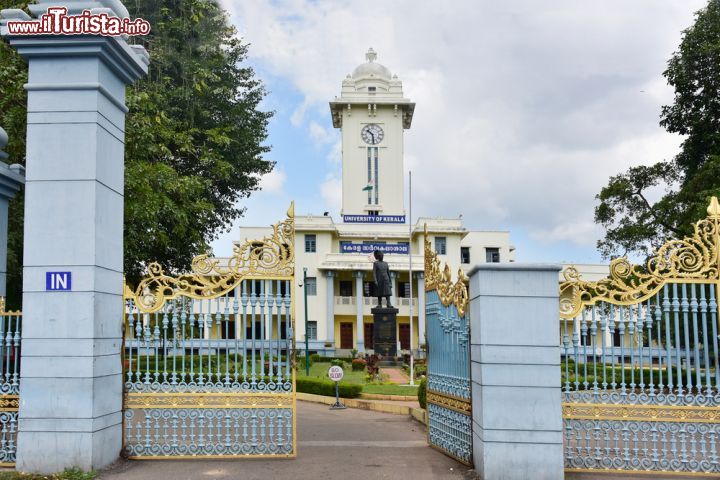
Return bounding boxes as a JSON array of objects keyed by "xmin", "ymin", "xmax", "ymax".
[{"xmin": 708, "ymin": 196, "xmax": 720, "ymax": 217}]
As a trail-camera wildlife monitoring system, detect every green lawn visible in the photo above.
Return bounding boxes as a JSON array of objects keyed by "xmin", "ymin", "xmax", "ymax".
[
  {"xmin": 298, "ymin": 362, "xmax": 367, "ymax": 384},
  {"xmin": 297, "ymin": 362, "xmax": 420, "ymax": 397}
]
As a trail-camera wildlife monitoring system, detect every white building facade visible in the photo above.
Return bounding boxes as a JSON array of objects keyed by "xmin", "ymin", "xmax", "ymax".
[{"xmin": 237, "ymin": 49, "xmax": 516, "ymax": 356}]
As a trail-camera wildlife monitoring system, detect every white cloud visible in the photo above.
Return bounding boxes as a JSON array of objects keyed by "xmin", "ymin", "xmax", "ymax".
[
  {"xmin": 308, "ymin": 121, "xmax": 333, "ymax": 146},
  {"xmin": 327, "ymin": 140, "xmax": 341, "ymax": 164},
  {"xmin": 258, "ymin": 168, "xmax": 286, "ymax": 195},
  {"xmin": 320, "ymin": 174, "xmax": 342, "ymax": 213},
  {"xmin": 221, "ymin": 0, "xmax": 707, "ymax": 261}
]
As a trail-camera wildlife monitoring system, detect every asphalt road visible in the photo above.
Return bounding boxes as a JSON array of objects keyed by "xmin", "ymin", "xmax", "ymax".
[{"xmin": 100, "ymin": 400, "xmax": 473, "ymax": 480}]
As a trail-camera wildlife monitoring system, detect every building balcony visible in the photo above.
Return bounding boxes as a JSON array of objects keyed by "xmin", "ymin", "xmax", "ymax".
[{"xmin": 333, "ymin": 295, "xmax": 417, "ymax": 316}]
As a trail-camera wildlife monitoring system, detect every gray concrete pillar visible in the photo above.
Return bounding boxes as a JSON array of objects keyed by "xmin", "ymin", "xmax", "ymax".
[
  {"xmin": 468, "ymin": 264, "xmax": 563, "ymax": 480},
  {"xmin": 1, "ymin": 2, "xmax": 148, "ymax": 472},
  {"xmin": 354, "ymin": 270, "xmax": 364, "ymax": 351},
  {"xmin": 325, "ymin": 270, "xmax": 335, "ymax": 347},
  {"xmin": 0, "ymin": 129, "xmax": 25, "ymax": 297}
]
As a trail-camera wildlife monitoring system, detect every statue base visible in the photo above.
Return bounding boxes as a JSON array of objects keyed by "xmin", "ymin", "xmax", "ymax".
[{"xmin": 371, "ymin": 307, "xmax": 399, "ymax": 357}]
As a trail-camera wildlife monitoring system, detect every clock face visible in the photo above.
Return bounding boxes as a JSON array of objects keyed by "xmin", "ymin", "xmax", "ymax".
[{"xmin": 361, "ymin": 124, "xmax": 384, "ymax": 145}]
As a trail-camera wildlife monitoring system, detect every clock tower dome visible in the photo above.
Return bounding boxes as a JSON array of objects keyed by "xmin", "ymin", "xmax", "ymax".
[{"xmin": 330, "ymin": 49, "xmax": 415, "ymax": 220}]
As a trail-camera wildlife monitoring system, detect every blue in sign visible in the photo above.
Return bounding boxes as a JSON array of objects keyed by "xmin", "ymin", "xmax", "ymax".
[{"xmin": 46, "ymin": 272, "xmax": 72, "ymax": 291}]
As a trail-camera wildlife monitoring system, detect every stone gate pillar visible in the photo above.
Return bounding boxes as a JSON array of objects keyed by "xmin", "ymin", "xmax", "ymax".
[
  {"xmin": 468, "ymin": 264, "xmax": 563, "ymax": 480},
  {"xmin": 1, "ymin": 1, "xmax": 148, "ymax": 472}
]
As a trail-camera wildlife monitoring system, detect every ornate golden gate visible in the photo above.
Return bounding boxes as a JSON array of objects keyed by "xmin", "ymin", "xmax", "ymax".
[
  {"xmin": 560, "ymin": 197, "xmax": 720, "ymax": 475},
  {"xmin": 122, "ymin": 205, "xmax": 296, "ymax": 458}
]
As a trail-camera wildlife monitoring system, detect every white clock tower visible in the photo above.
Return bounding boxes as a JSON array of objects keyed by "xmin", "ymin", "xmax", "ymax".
[{"xmin": 330, "ymin": 49, "xmax": 415, "ymax": 220}]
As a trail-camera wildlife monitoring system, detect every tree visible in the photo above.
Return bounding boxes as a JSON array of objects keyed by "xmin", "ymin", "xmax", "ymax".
[
  {"xmin": 0, "ymin": 1, "xmax": 273, "ymax": 305},
  {"xmin": 124, "ymin": 0, "xmax": 273, "ymax": 282},
  {"xmin": 0, "ymin": 1, "xmax": 30, "ymax": 310},
  {"xmin": 595, "ymin": 0, "xmax": 720, "ymax": 259}
]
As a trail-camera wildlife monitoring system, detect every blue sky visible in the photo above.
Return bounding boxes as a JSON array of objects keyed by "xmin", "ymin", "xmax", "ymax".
[{"xmin": 212, "ymin": 0, "xmax": 708, "ymax": 264}]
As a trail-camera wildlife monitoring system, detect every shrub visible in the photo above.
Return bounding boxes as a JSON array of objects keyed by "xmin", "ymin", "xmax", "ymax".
[
  {"xmin": 418, "ymin": 377, "xmax": 427, "ymax": 409},
  {"xmin": 310, "ymin": 353, "xmax": 320, "ymax": 363},
  {"xmin": 297, "ymin": 355, "xmax": 313, "ymax": 371},
  {"xmin": 351, "ymin": 359, "xmax": 367, "ymax": 371},
  {"xmin": 330, "ymin": 359, "xmax": 347, "ymax": 369},
  {"xmin": 316, "ymin": 355, "xmax": 352, "ymax": 362},
  {"xmin": 296, "ymin": 377, "xmax": 363, "ymax": 398}
]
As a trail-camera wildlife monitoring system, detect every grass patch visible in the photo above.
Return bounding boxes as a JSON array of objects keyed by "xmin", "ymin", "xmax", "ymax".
[
  {"xmin": 0, "ymin": 468, "xmax": 96, "ymax": 480},
  {"xmin": 298, "ymin": 362, "xmax": 368, "ymax": 384},
  {"xmin": 297, "ymin": 362, "xmax": 417, "ymax": 396}
]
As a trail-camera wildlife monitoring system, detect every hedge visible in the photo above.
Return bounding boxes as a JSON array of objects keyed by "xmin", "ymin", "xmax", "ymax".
[
  {"xmin": 418, "ymin": 377, "xmax": 427, "ymax": 409},
  {"xmin": 562, "ymin": 362, "xmax": 717, "ymax": 390},
  {"xmin": 351, "ymin": 359, "xmax": 367, "ymax": 371},
  {"xmin": 315, "ymin": 356, "xmax": 353, "ymax": 363},
  {"xmin": 296, "ymin": 377, "xmax": 363, "ymax": 398}
]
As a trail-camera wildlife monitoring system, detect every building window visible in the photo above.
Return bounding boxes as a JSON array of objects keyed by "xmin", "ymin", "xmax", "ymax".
[
  {"xmin": 363, "ymin": 281, "xmax": 377, "ymax": 297},
  {"xmin": 368, "ymin": 210, "xmax": 379, "ymax": 215},
  {"xmin": 368, "ymin": 86, "xmax": 376, "ymax": 92},
  {"xmin": 305, "ymin": 234, "xmax": 316, "ymax": 253},
  {"xmin": 246, "ymin": 321, "xmax": 263, "ymax": 340},
  {"xmin": 367, "ymin": 147, "xmax": 379, "ymax": 205},
  {"xmin": 220, "ymin": 320, "xmax": 236, "ymax": 339},
  {"xmin": 486, "ymin": 247, "xmax": 500, "ymax": 263},
  {"xmin": 398, "ymin": 282, "xmax": 410, "ymax": 298},
  {"xmin": 339, "ymin": 280, "xmax": 353, "ymax": 297},
  {"xmin": 306, "ymin": 277, "xmax": 317, "ymax": 296},
  {"xmin": 461, "ymin": 247, "xmax": 470, "ymax": 264},
  {"xmin": 307, "ymin": 321, "xmax": 317, "ymax": 340},
  {"xmin": 435, "ymin": 237, "xmax": 447, "ymax": 255}
]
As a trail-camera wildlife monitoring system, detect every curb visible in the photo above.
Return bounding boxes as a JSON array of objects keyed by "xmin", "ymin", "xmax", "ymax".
[
  {"xmin": 297, "ymin": 392, "xmax": 421, "ymax": 416},
  {"xmin": 410, "ymin": 407, "xmax": 427, "ymax": 425},
  {"xmin": 359, "ymin": 393, "xmax": 417, "ymax": 401}
]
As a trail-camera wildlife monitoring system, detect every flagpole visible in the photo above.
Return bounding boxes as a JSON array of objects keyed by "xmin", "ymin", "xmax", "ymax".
[{"xmin": 408, "ymin": 170, "xmax": 414, "ymax": 386}]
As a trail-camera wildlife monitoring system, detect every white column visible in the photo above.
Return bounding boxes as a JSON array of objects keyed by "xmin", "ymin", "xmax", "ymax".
[
  {"xmin": 325, "ymin": 271, "xmax": 335, "ymax": 349},
  {"xmin": 354, "ymin": 270, "xmax": 365, "ymax": 351},
  {"xmin": 417, "ymin": 272, "xmax": 425, "ymax": 352},
  {"xmin": 2, "ymin": 3, "xmax": 149, "ymax": 472},
  {"xmin": 390, "ymin": 271, "xmax": 397, "ymax": 307},
  {"xmin": 264, "ymin": 279, "xmax": 271, "ymax": 340}
]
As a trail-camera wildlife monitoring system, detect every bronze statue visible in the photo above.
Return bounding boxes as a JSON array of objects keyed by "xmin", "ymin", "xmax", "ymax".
[{"xmin": 373, "ymin": 250, "xmax": 393, "ymax": 308}]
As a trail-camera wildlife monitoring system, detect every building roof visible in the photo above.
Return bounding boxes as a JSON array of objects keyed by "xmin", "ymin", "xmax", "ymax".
[
  {"xmin": 329, "ymin": 48, "xmax": 415, "ymax": 129},
  {"xmin": 351, "ymin": 48, "xmax": 392, "ymax": 81}
]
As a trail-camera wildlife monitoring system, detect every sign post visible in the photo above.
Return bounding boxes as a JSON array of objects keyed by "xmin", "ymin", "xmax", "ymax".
[{"xmin": 328, "ymin": 365, "xmax": 346, "ymax": 410}]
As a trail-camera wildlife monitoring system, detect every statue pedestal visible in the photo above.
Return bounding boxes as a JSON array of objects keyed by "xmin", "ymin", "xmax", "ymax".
[{"xmin": 371, "ymin": 307, "xmax": 399, "ymax": 358}]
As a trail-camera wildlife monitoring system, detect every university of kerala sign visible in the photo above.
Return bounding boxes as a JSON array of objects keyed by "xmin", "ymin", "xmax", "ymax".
[
  {"xmin": 342, "ymin": 214, "xmax": 406, "ymax": 224},
  {"xmin": 341, "ymin": 243, "xmax": 409, "ymax": 254}
]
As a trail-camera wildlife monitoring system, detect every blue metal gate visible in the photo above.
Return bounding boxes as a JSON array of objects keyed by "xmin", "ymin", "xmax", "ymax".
[
  {"xmin": 424, "ymin": 228, "xmax": 472, "ymax": 465},
  {"xmin": 123, "ymin": 205, "xmax": 296, "ymax": 459}
]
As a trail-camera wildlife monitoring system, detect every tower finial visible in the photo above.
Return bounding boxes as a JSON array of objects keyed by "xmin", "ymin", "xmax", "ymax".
[{"xmin": 366, "ymin": 48, "xmax": 377, "ymax": 63}]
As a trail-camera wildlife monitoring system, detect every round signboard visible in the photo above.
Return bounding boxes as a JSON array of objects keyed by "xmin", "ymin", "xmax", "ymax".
[{"xmin": 328, "ymin": 365, "xmax": 344, "ymax": 382}]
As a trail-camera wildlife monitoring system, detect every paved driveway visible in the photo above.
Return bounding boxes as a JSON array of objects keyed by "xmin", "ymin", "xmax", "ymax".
[{"xmin": 100, "ymin": 400, "xmax": 473, "ymax": 480}]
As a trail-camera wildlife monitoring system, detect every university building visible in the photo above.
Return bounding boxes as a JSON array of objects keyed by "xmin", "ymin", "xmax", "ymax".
[{"xmin": 235, "ymin": 49, "xmax": 515, "ymax": 356}]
